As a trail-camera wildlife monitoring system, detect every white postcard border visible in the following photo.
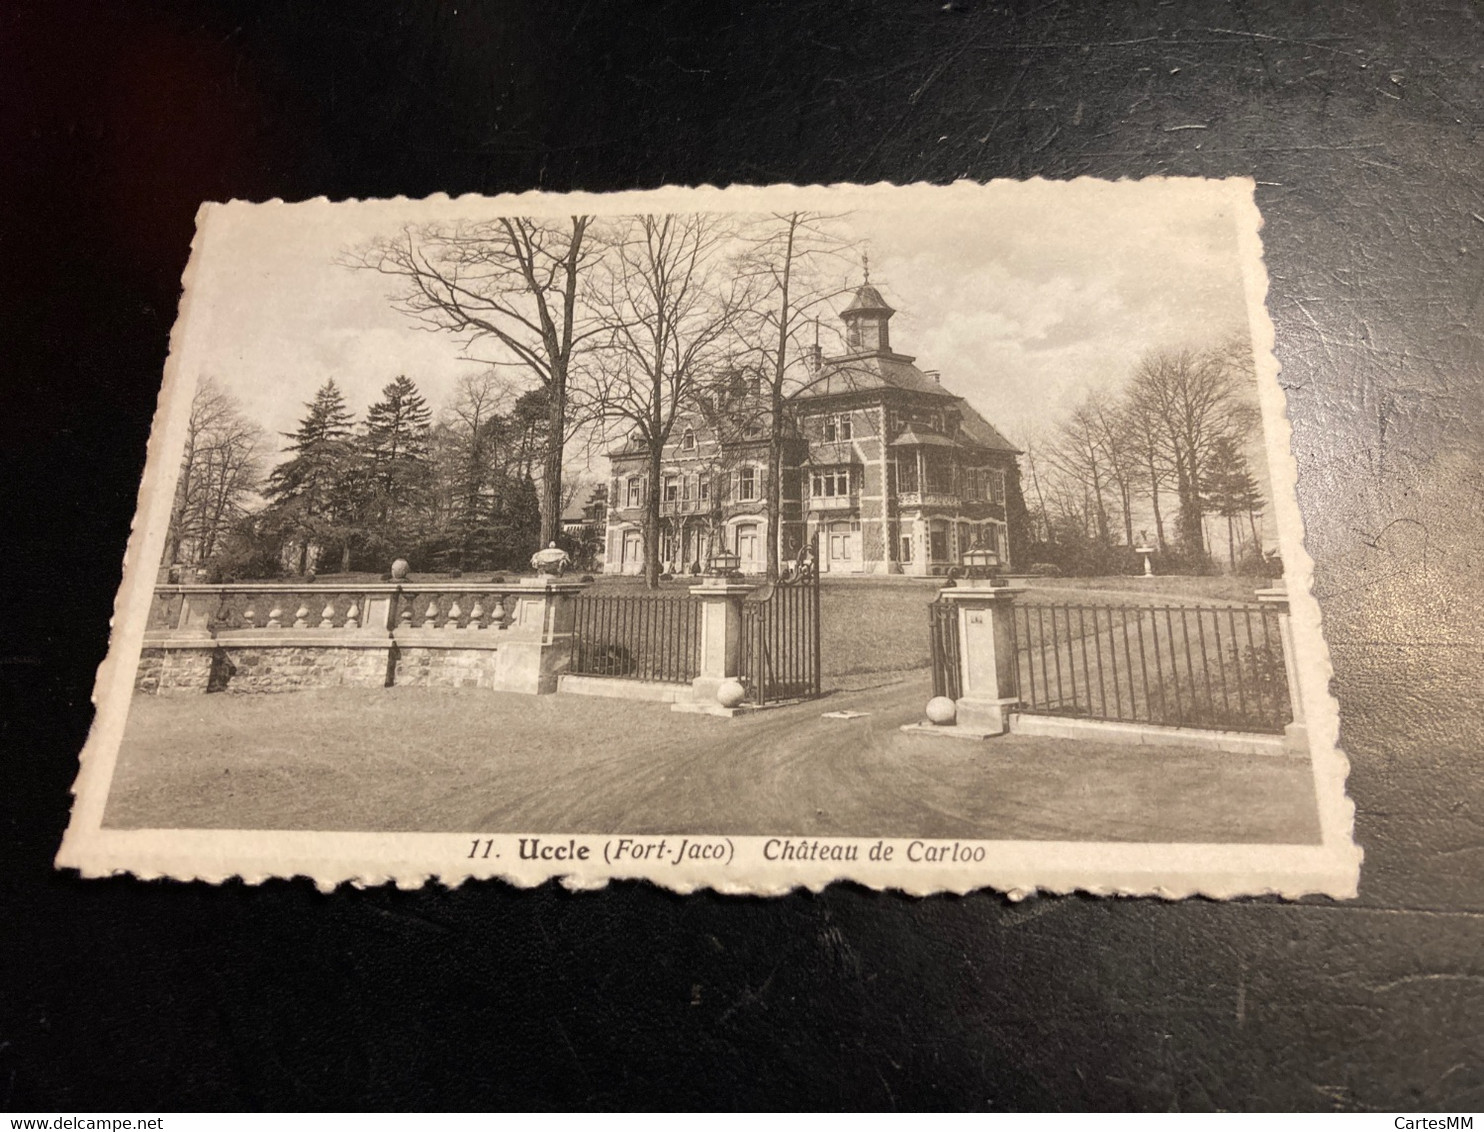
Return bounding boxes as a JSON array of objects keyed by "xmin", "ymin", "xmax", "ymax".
[{"xmin": 57, "ymin": 177, "xmax": 1363, "ymax": 899}]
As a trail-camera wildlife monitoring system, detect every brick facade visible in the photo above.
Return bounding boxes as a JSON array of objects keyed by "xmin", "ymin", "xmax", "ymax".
[{"xmin": 604, "ymin": 280, "xmax": 1022, "ymax": 577}]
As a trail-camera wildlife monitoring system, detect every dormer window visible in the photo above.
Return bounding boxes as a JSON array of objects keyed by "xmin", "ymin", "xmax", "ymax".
[{"xmin": 681, "ymin": 428, "xmax": 696, "ymax": 452}]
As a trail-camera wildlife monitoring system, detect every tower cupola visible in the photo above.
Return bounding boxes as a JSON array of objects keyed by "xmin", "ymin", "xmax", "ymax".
[{"xmin": 840, "ymin": 254, "xmax": 894, "ymax": 354}]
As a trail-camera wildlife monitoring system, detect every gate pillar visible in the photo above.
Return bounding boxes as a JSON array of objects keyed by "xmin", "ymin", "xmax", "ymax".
[
  {"xmin": 937, "ymin": 581, "xmax": 1019, "ymax": 735},
  {"xmin": 675, "ymin": 579, "xmax": 754, "ymax": 715},
  {"xmin": 1256, "ymin": 584, "xmax": 1309, "ymax": 752},
  {"xmin": 490, "ymin": 576, "xmax": 589, "ymax": 694}
]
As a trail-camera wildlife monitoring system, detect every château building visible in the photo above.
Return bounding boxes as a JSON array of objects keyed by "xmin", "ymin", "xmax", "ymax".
[{"xmin": 603, "ymin": 277, "xmax": 1022, "ymax": 576}]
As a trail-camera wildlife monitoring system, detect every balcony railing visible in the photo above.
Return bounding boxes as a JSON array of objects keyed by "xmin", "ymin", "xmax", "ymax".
[
  {"xmin": 896, "ymin": 491, "xmax": 960, "ymax": 508},
  {"xmin": 659, "ymin": 497, "xmax": 707, "ymax": 516}
]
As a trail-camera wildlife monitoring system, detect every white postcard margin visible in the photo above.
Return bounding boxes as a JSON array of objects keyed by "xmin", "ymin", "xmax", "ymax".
[{"xmin": 56, "ymin": 177, "xmax": 1363, "ymax": 899}]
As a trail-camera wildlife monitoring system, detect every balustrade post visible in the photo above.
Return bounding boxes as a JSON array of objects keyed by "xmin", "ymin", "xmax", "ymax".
[
  {"xmin": 1256, "ymin": 584, "xmax": 1308, "ymax": 752},
  {"xmin": 173, "ymin": 588, "xmax": 218, "ymax": 637},
  {"xmin": 494, "ymin": 575, "xmax": 589, "ymax": 693}
]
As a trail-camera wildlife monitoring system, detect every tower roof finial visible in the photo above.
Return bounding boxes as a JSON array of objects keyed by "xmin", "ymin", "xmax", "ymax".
[{"xmin": 862, "ymin": 251, "xmax": 870, "ymax": 284}]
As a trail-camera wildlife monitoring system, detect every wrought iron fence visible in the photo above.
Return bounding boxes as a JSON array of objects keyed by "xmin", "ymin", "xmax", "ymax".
[
  {"xmin": 567, "ymin": 592, "xmax": 701, "ymax": 683},
  {"xmin": 1009, "ymin": 600, "xmax": 1290, "ymax": 734}
]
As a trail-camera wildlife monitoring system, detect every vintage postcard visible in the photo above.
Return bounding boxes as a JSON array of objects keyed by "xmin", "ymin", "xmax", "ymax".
[{"xmin": 58, "ymin": 178, "xmax": 1361, "ymax": 897}]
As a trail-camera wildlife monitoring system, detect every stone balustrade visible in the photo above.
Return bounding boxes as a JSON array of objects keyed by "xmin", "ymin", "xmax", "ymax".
[{"xmin": 139, "ymin": 579, "xmax": 587, "ymax": 696}]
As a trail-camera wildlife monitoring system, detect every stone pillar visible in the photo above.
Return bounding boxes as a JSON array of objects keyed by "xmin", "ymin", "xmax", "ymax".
[
  {"xmin": 675, "ymin": 579, "xmax": 754, "ymax": 715},
  {"xmin": 489, "ymin": 576, "xmax": 589, "ymax": 694},
  {"xmin": 939, "ymin": 580, "xmax": 1019, "ymax": 735},
  {"xmin": 173, "ymin": 587, "xmax": 218, "ymax": 637},
  {"xmin": 1256, "ymin": 585, "xmax": 1309, "ymax": 752}
]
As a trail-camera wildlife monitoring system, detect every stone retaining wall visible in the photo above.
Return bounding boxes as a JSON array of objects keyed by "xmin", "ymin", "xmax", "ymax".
[
  {"xmin": 394, "ymin": 646, "xmax": 502, "ymax": 689},
  {"xmin": 136, "ymin": 646, "xmax": 220, "ymax": 694},
  {"xmin": 133, "ymin": 638, "xmax": 551, "ymax": 695},
  {"xmin": 225, "ymin": 644, "xmax": 392, "ymax": 692}
]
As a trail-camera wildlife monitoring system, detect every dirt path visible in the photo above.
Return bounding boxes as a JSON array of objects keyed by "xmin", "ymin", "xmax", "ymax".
[{"xmin": 106, "ymin": 682, "xmax": 1321, "ymax": 844}]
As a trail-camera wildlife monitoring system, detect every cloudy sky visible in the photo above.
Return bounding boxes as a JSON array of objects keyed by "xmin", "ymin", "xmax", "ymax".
[{"xmin": 177, "ymin": 179, "xmax": 1257, "ymax": 470}]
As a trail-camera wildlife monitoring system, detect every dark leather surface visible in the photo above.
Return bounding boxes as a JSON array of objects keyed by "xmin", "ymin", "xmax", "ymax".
[{"xmin": 2, "ymin": 0, "xmax": 1480, "ymax": 1110}]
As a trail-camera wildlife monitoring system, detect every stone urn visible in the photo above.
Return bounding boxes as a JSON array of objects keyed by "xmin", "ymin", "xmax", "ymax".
[
  {"xmin": 530, "ymin": 542, "xmax": 571, "ymax": 576},
  {"xmin": 390, "ymin": 558, "xmax": 410, "ymax": 580}
]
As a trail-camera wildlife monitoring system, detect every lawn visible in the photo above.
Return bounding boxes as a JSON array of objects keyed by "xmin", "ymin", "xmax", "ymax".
[
  {"xmin": 1023, "ymin": 574, "xmax": 1278, "ymax": 604},
  {"xmin": 105, "ymin": 678, "xmax": 1321, "ymax": 844}
]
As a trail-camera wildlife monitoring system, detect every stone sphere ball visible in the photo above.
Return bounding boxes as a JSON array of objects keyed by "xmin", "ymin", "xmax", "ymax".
[
  {"xmin": 716, "ymin": 678, "xmax": 747, "ymax": 709},
  {"xmin": 390, "ymin": 559, "xmax": 410, "ymax": 580},
  {"xmin": 925, "ymin": 696, "xmax": 957, "ymax": 726}
]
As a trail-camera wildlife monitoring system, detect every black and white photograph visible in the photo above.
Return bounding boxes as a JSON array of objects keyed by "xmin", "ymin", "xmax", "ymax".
[
  {"xmin": 14, "ymin": 0, "xmax": 1484, "ymax": 1112},
  {"xmin": 60, "ymin": 179, "xmax": 1358, "ymax": 896}
]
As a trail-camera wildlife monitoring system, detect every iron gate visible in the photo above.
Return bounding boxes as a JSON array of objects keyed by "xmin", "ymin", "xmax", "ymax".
[
  {"xmin": 740, "ymin": 538, "xmax": 822, "ymax": 704},
  {"xmin": 927, "ymin": 597, "xmax": 962, "ymax": 701}
]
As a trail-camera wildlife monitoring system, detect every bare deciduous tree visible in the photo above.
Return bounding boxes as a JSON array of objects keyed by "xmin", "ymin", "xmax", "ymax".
[
  {"xmin": 1126, "ymin": 341, "xmax": 1258, "ymax": 560},
  {"xmin": 345, "ymin": 216, "xmax": 605, "ymax": 548},
  {"xmin": 167, "ymin": 377, "xmax": 267, "ymax": 567},
  {"xmin": 729, "ymin": 211, "xmax": 858, "ymax": 578},
  {"xmin": 586, "ymin": 214, "xmax": 750, "ymax": 588}
]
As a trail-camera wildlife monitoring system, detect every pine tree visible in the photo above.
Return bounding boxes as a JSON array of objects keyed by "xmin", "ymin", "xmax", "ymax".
[
  {"xmin": 1200, "ymin": 434, "xmax": 1264, "ymax": 570},
  {"xmin": 264, "ymin": 379, "xmax": 356, "ymax": 574},
  {"xmin": 361, "ymin": 375, "xmax": 432, "ymax": 559}
]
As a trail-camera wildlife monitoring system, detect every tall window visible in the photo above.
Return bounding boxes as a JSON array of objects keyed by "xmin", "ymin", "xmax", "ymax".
[
  {"xmin": 924, "ymin": 455, "xmax": 954, "ymax": 495},
  {"xmin": 809, "ymin": 468, "xmax": 851, "ymax": 497},
  {"xmin": 929, "ymin": 521, "xmax": 949, "ymax": 562},
  {"xmin": 663, "ymin": 475, "xmax": 679, "ymax": 503},
  {"xmin": 682, "ymin": 475, "xmax": 695, "ymax": 501},
  {"xmin": 989, "ymin": 468, "xmax": 1006, "ymax": 505},
  {"xmin": 626, "ymin": 476, "xmax": 642, "ymax": 507},
  {"xmin": 895, "ymin": 456, "xmax": 919, "ymax": 495},
  {"xmin": 738, "ymin": 466, "xmax": 758, "ymax": 501},
  {"xmin": 900, "ymin": 534, "xmax": 913, "ymax": 563},
  {"xmin": 681, "ymin": 428, "xmax": 696, "ymax": 452},
  {"xmin": 699, "ymin": 477, "xmax": 710, "ymax": 502}
]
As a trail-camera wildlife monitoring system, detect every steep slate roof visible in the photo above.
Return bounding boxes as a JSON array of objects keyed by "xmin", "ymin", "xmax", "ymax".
[
  {"xmin": 955, "ymin": 401, "xmax": 1021, "ymax": 455},
  {"xmin": 839, "ymin": 283, "xmax": 895, "ymax": 317},
  {"xmin": 794, "ymin": 353, "xmax": 959, "ymax": 400}
]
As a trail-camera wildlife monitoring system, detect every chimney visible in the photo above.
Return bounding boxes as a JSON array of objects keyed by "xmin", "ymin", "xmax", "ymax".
[
  {"xmin": 808, "ymin": 343, "xmax": 823, "ymax": 372},
  {"xmin": 925, "ymin": 369, "xmax": 941, "ymax": 384}
]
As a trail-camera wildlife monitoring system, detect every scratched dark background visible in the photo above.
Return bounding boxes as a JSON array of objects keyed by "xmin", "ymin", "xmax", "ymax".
[{"xmin": 3, "ymin": 0, "xmax": 1481, "ymax": 1111}]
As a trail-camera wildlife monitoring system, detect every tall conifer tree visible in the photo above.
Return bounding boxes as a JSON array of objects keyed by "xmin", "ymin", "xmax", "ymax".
[
  {"xmin": 361, "ymin": 375, "xmax": 432, "ymax": 557},
  {"xmin": 264, "ymin": 379, "xmax": 355, "ymax": 574}
]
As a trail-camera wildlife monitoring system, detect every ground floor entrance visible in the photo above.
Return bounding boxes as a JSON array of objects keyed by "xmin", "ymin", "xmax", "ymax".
[{"xmin": 820, "ymin": 520, "xmax": 863, "ymax": 574}]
